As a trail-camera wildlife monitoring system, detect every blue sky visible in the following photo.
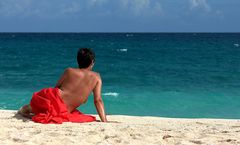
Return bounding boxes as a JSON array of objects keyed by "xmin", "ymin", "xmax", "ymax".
[{"xmin": 0, "ymin": 0, "xmax": 239, "ymax": 32}]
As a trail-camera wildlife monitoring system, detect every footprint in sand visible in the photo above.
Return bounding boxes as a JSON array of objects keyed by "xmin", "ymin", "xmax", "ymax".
[
  {"xmin": 190, "ymin": 140, "xmax": 203, "ymax": 144},
  {"xmin": 235, "ymin": 130, "xmax": 240, "ymax": 132},
  {"xmin": 162, "ymin": 129, "xmax": 172, "ymax": 131},
  {"xmin": 34, "ymin": 130, "xmax": 41, "ymax": 134},
  {"xmin": 12, "ymin": 137, "xmax": 28, "ymax": 143},
  {"xmin": 104, "ymin": 135, "xmax": 122, "ymax": 143},
  {"xmin": 162, "ymin": 135, "xmax": 172, "ymax": 140},
  {"xmin": 130, "ymin": 133, "xmax": 143, "ymax": 139},
  {"xmin": 88, "ymin": 131, "xmax": 98, "ymax": 135},
  {"xmin": 114, "ymin": 138, "xmax": 122, "ymax": 143},
  {"xmin": 219, "ymin": 139, "xmax": 237, "ymax": 143},
  {"xmin": 104, "ymin": 135, "xmax": 118, "ymax": 140},
  {"xmin": 221, "ymin": 130, "xmax": 229, "ymax": 133},
  {"xmin": 231, "ymin": 125, "xmax": 240, "ymax": 128},
  {"xmin": 10, "ymin": 134, "xmax": 28, "ymax": 143},
  {"xmin": 195, "ymin": 122, "xmax": 206, "ymax": 125},
  {"xmin": 49, "ymin": 132, "xmax": 60, "ymax": 137}
]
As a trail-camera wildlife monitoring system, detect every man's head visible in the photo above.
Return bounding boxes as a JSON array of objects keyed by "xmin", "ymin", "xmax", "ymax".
[{"xmin": 77, "ymin": 48, "xmax": 95, "ymax": 69}]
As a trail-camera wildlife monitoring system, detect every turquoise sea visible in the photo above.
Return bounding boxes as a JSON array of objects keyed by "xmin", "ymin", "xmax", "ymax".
[{"xmin": 0, "ymin": 33, "xmax": 240, "ymax": 118}]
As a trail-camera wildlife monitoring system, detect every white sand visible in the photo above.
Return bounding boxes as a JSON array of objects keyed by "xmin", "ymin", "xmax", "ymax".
[{"xmin": 0, "ymin": 110, "xmax": 240, "ymax": 145}]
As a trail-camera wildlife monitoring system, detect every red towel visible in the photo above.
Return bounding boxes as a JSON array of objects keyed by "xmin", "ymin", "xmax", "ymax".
[{"xmin": 30, "ymin": 88, "xmax": 96, "ymax": 124}]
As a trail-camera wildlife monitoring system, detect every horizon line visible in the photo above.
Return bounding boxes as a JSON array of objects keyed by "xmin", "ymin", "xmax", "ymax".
[{"xmin": 0, "ymin": 32, "xmax": 240, "ymax": 33}]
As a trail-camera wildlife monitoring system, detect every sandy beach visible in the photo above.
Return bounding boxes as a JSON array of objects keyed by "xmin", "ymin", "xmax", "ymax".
[{"xmin": 0, "ymin": 110, "xmax": 240, "ymax": 145}]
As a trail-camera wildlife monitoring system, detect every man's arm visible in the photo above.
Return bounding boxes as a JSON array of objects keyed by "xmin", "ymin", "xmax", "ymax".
[{"xmin": 93, "ymin": 74, "xmax": 107, "ymax": 122}]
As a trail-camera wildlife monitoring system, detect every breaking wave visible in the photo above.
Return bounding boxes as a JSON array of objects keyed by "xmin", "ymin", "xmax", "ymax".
[{"xmin": 102, "ymin": 92, "xmax": 119, "ymax": 97}]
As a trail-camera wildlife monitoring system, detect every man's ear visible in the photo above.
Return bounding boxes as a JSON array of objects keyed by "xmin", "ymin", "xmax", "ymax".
[
  {"xmin": 90, "ymin": 62, "xmax": 94, "ymax": 69},
  {"xmin": 91, "ymin": 61, "xmax": 95, "ymax": 66}
]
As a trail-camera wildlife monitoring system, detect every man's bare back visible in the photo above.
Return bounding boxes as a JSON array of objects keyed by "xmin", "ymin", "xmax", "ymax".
[{"xmin": 56, "ymin": 67, "xmax": 100, "ymax": 112}]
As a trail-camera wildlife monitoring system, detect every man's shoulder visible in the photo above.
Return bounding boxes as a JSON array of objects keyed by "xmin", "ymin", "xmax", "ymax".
[
  {"xmin": 64, "ymin": 67, "xmax": 74, "ymax": 71},
  {"xmin": 63, "ymin": 67, "xmax": 74, "ymax": 74},
  {"xmin": 90, "ymin": 71, "xmax": 101, "ymax": 79},
  {"xmin": 65, "ymin": 68, "xmax": 101, "ymax": 79}
]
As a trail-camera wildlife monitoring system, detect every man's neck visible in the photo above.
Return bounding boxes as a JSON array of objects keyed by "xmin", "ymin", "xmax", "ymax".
[{"xmin": 79, "ymin": 67, "xmax": 92, "ymax": 71}]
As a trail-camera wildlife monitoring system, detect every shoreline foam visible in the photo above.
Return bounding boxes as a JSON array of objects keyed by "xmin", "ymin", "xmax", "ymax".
[{"xmin": 0, "ymin": 110, "xmax": 240, "ymax": 145}]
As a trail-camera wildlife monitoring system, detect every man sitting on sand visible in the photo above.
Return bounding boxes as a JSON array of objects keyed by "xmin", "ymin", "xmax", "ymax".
[{"xmin": 19, "ymin": 48, "xmax": 107, "ymax": 123}]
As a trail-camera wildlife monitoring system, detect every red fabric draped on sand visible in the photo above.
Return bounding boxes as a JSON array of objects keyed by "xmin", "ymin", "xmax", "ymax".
[{"xmin": 30, "ymin": 88, "xmax": 96, "ymax": 124}]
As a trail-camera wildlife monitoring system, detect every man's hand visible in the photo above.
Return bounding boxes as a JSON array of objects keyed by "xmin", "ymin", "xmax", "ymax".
[{"xmin": 95, "ymin": 120, "xmax": 120, "ymax": 123}]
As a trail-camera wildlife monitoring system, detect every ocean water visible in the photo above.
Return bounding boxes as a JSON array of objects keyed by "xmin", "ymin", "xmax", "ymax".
[{"xmin": 0, "ymin": 33, "xmax": 240, "ymax": 119}]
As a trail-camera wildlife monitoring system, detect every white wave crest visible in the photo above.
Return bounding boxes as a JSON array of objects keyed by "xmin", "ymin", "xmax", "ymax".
[
  {"xmin": 117, "ymin": 49, "xmax": 128, "ymax": 52},
  {"xmin": 126, "ymin": 34, "xmax": 134, "ymax": 37},
  {"xmin": 234, "ymin": 43, "xmax": 239, "ymax": 47},
  {"xmin": 103, "ymin": 92, "xmax": 119, "ymax": 97}
]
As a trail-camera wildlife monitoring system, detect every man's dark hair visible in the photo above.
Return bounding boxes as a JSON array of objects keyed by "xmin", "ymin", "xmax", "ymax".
[{"xmin": 77, "ymin": 48, "xmax": 95, "ymax": 68}]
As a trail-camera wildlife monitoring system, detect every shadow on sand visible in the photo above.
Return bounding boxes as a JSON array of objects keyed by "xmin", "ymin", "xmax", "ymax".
[{"xmin": 13, "ymin": 111, "xmax": 32, "ymax": 122}]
